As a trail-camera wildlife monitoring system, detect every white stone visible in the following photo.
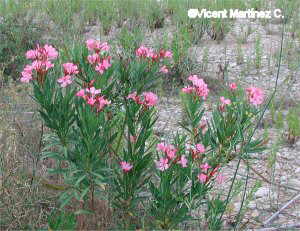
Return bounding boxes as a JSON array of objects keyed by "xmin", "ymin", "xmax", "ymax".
[
  {"xmin": 280, "ymin": 175, "xmax": 288, "ymax": 182},
  {"xmin": 255, "ymin": 187, "xmax": 270, "ymax": 198},
  {"xmin": 251, "ymin": 210, "xmax": 260, "ymax": 217},
  {"xmin": 255, "ymin": 187, "xmax": 278, "ymax": 200},
  {"xmin": 248, "ymin": 201, "xmax": 256, "ymax": 209}
]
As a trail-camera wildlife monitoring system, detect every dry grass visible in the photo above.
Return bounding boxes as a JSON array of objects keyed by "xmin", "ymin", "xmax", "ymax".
[
  {"xmin": 0, "ymin": 84, "xmax": 52, "ymax": 229},
  {"xmin": 0, "ymin": 84, "xmax": 114, "ymax": 230}
]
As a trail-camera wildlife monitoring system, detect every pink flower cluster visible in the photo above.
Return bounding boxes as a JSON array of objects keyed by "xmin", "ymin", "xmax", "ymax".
[
  {"xmin": 157, "ymin": 143, "xmax": 177, "ymax": 160},
  {"xmin": 155, "ymin": 157, "xmax": 169, "ymax": 171},
  {"xmin": 57, "ymin": 63, "xmax": 79, "ymax": 87},
  {"xmin": 136, "ymin": 46, "xmax": 172, "ymax": 60},
  {"xmin": 197, "ymin": 164, "xmax": 225, "ymax": 184},
  {"xmin": 155, "ymin": 143, "xmax": 178, "ymax": 171},
  {"xmin": 197, "ymin": 163, "xmax": 212, "ymax": 184},
  {"xmin": 136, "ymin": 46, "xmax": 172, "ymax": 74},
  {"xmin": 182, "ymin": 75, "xmax": 209, "ymax": 100},
  {"xmin": 86, "ymin": 39, "xmax": 110, "ymax": 53},
  {"xmin": 21, "ymin": 44, "xmax": 58, "ymax": 83},
  {"xmin": 86, "ymin": 39, "xmax": 111, "ymax": 75},
  {"xmin": 191, "ymin": 143, "xmax": 206, "ymax": 159},
  {"xmin": 219, "ymin": 96, "xmax": 231, "ymax": 112},
  {"xmin": 246, "ymin": 87, "xmax": 264, "ymax": 106},
  {"xmin": 127, "ymin": 92, "xmax": 158, "ymax": 107},
  {"xmin": 229, "ymin": 82, "xmax": 237, "ymax": 90},
  {"xmin": 155, "ymin": 142, "xmax": 188, "ymax": 170},
  {"xmin": 120, "ymin": 161, "xmax": 133, "ymax": 173},
  {"xmin": 76, "ymin": 86, "xmax": 111, "ymax": 111}
]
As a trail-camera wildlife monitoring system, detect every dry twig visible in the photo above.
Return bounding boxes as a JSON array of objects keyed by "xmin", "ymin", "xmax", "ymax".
[
  {"xmin": 258, "ymin": 223, "xmax": 300, "ymax": 230},
  {"xmin": 263, "ymin": 193, "xmax": 300, "ymax": 226}
]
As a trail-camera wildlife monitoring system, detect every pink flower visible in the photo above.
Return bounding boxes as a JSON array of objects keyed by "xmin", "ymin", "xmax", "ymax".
[
  {"xmin": 188, "ymin": 75, "xmax": 201, "ymax": 85},
  {"xmin": 120, "ymin": 161, "xmax": 133, "ymax": 172},
  {"xmin": 97, "ymin": 96, "xmax": 111, "ymax": 111},
  {"xmin": 159, "ymin": 50, "xmax": 173, "ymax": 59},
  {"xmin": 57, "ymin": 75, "xmax": 73, "ymax": 88},
  {"xmin": 87, "ymin": 40, "xmax": 110, "ymax": 52},
  {"xmin": 164, "ymin": 51, "xmax": 173, "ymax": 58},
  {"xmin": 25, "ymin": 44, "xmax": 58, "ymax": 62},
  {"xmin": 95, "ymin": 58, "xmax": 111, "ymax": 74},
  {"xmin": 155, "ymin": 158, "xmax": 169, "ymax": 171},
  {"xmin": 98, "ymin": 42, "xmax": 110, "ymax": 52},
  {"xmin": 136, "ymin": 46, "xmax": 150, "ymax": 57},
  {"xmin": 86, "ymin": 39, "xmax": 98, "ymax": 51},
  {"xmin": 44, "ymin": 44, "xmax": 58, "ymax": 60},
  {"xmin": 216, "ymin": 173, "xmax": 225, "ymax": 184},
  {"xmin": 20, "ymin": 73, "xmax": 32, "ymax": 83},
  {"xmin": 87, "ymin": 97, "xmax": 96, "ymax": 105},
  {"xmin": 196, "ymin": 144, "xmax": 205, "ymax": 153},
  {"xmin": 160, "ymin": 65, "xmax": 169, "ymax": 74},
  {"xmin": 63, "ymin": 63, "xmax": 79, "ymax": 75},
  {"xmin": 130, "ymin": 135, "xmax": 137, "ymax": 143},
  {"xmin": 102, "ymin": 58, "xmax": 111, "ymax": 69},
  {"xmin": 22, "ymin": 44, "xmax": 58, "ymax": 84},
  {"xmin": 76, "ymin": 89, "xmax": 85, "ymax": 97},
  {"xmin": 182, "ymin": 86, "xmax": 194, "ymax": 94},
  {"xmin": 219, "ymin": 96, "xmax": 231, "ymax": 111},
  {"xmin": 194, "ymin": 85, "xmax": 209, "ymax": 100},
  {"xmin": 178, "ymin": 155, "xmax": 188, "ymax": 168},
  {"xmin": 246, "ymin": 87, "xmax": 264, "ymax": 106},
  {"xmin": 142, "ymin": 92, "xmax": 158, "ymax": 107},
  {"xmin": 157, "ymin": 143, "xmax": 177, "ymax": 160},
  {"xmin": 229, "ymin": 82, "xmax": 237, "ymax": 90},
  {"xmin": 85, "ymin": 87, "xmax": 101, "ymax": 96},
  {"xmin": 165, "ymin": 145, "xmax": 177, "ymax": 160},
  {"xmin": 157, "ymin": 143, "xmax": 167, "ymax": 152},
  {"xmin": 25, "ymin": 49, "xmax": 38, "ymax": 60},
  {"xmin": 187, "ymin": 75, "xmax": 209, "ymax": 99},
  {"xmin": 146, "ymin": 48, "xmax": 155, "ymax": 58},
  {"xmin": 191, "ymin": 144, "xmax": 206, "ymax": 160},
  {"xmin": 220, "ymin": 96, "xmax": 231, "ymax": 105},
  {"xmin": 31, "ymin": 60, "xmax": 54, "ymax": 71},
  {"xmin": 197, "ymin": 173, "xmax": 207, "ymax": 183},
  {"xmin": 150, "ymin": 52, "xmax": 159, "ymax": 61},
  {"xmin": 200, "ymin": 163, "xmax": 211, "ymax": 172},
  {"xmin": 95, "ymin": 65, "xmax": 104, "ymax": 74},
  {"xmin": 87, "ymin": 54, "xmax": 99, "ymax": 64},
  {"xmin": 30, "ymin": 60, "xmax": 42, "ymax": 71},
  {"xmin": 45, "ymin": 61, "xmax": 54, "ymax": 70},
  {"xmin": 127, "ymin": 92, "xmax": 140, "ymax": 103},
  {"xmin": 20, "ymin": 65, "xmax": 33, "ymax": 83}
]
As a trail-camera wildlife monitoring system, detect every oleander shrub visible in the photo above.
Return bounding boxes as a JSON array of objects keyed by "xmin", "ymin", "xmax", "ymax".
[{"xmin": 19, "ymin": 40, "xmax": 267, "ymax": 230}]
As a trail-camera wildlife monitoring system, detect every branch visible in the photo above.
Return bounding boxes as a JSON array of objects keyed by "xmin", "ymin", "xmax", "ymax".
[
  {"xmin": 263, "ymin": 193, "xmax": 300, "ymax": 226},
  {"xmin": 258, "ymin": 223, "xmax": 300, "ymax": 231}
]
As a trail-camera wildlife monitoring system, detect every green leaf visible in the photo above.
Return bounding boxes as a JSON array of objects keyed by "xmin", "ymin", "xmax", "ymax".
[{"xmin": 75, "ymin": 174, "xmax": 86, "ymax": 187}]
